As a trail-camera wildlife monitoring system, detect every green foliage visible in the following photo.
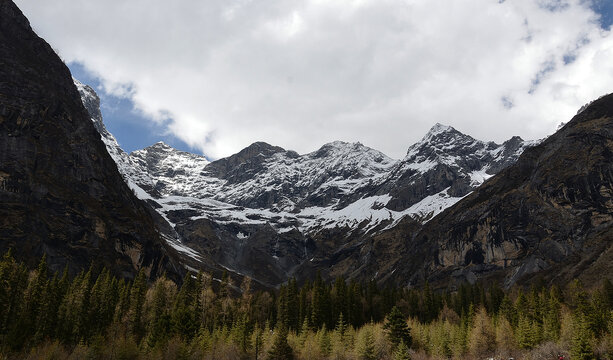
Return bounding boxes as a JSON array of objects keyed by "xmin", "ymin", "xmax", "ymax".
[
  {"xmin": 317, "ymin": 325, "xmax": 332, "ymax": 356},
  {"xmin": 572, "ymin": 314, "xmax": 595, "ymax": 360},
  {"xmin": 356, "ymin": 324, "xmax": 376, "ymax": 360},
  {"xmin": 268, "ymin": 325, "xmax": 294, "ymax": 360},
  {"xmin": 384, "ymin": 306, "xmax": 412, "ymax": 348},
  {"xmin": 0, "ymin": 251, "xmax": 612, "ymax": 359},
  {"xmin": 393, "ymin": 340, "xmax": 411, "ymax": 360},
  {"xmin": 468, "ymin": 306, "xmax": 495, "ymax": 357}
]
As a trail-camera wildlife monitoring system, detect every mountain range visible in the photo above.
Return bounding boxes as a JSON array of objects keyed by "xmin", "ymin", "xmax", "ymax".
[
  {"xmin": 75, "ymin": 79, "xmax": 544, "ymax": 288},
  {"xmin": 1, "ymin": 0, "xmax": 612, "ymax": 290}
]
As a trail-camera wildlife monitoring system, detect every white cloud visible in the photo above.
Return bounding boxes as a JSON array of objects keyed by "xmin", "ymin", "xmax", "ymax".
[{"xmin": 15, "ymin": 0, "xmax": 613, "ymax": 159}]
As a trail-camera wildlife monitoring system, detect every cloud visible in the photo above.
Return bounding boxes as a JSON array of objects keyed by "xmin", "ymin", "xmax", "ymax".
[{"xmin": 15, "ymin": 0, "xmax": 613, "ymax": 159}]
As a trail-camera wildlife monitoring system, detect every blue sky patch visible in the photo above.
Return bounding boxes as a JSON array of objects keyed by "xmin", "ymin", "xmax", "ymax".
[
  {"xmin": 69, "ymin": 62, "xmax": 202, "ymax": 155},
  {"xmin": 591, "ymin": 0, "xmax": 613, "ymax": 30}
]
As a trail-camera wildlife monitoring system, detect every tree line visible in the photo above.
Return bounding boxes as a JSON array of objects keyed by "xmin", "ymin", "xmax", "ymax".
[{"xmin": 0, "ymin": 251, "xmax": 612, "ymax": 359}]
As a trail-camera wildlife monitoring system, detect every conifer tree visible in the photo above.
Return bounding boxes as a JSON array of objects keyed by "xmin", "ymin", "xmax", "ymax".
[
  {"xmin": 356, "ymin": 325, "xmax": 376, "ymax": 360},
  {"xmin": 495, "ymin": 316, "xmax": 516, "ymax": 355},
  {"xmin": 128, "ymin": 268, "xmax": 147, "ymax": 341},
  {"xmin": 231, "ymin": 313, "xmax": 251, "ymax": 354},
  {"xmin": 498, "ymin": 294, "xmax": 517, "ymax": 327},
  {"xmin": 335, "ymin": 312, "xmax": 348, "ymax": 338},
  {"xmin": 384, "ymin": 306, "xmax": 411, "ymax": 348},
  {"xmin": 311, "ymin": 273, "xmax": 324, "ymax": 329},
  {"xmin": 298, "ymin": 318, "xmax": 310, "ymax": 346},
  {"xmin": 298, "ymin": 282, "xmax": 310, "ymax": 329},
  {"xmin": 276, "ymin": 285, "xmax": 289, "ymax": 330},
  {"xmin": 393, "ymin": 340, "xmax": 411, "ymax": 360},
  {"xmin": 468, "ymin": 306, "xmax": 495, "ymax": 357},
  {"xmin": 146, "ymin": 277, "xmax": 173, "ymax": 348},
  {"xmin": 543, "ymin": 293, "xmax": 561, "ymax": 342},
  {"xmin": 571, "ymin": 314, "xmax": 595, "ymax": 360},
  {"xmin": 515, "ymin": 314, "xmax": 537, "ymax": 349},
  {"xmin": 268, "ymin": 325, "xmax": 293, "ymax": 360},
  {"xmin": 318, "ymin": 325, "xmax": 332, "ymax": 356},
  {"xmin": 251, "ymin": 322, "xmax": 264, "ymax": 360},
  {"xmin": 287, "ymin": 277, "xmax": 299, "ymax": 332}
]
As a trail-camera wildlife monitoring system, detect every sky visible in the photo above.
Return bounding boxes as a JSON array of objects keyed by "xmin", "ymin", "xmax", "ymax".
[{"xmin": 14, "ymin": 0, "xmax": 613, "ymax": 160}]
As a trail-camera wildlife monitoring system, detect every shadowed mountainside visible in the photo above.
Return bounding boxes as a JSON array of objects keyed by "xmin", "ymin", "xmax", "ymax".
[
  {"xmin": 0, "ymin": 0, "xmax": 183, "ymax": 280},
  {"xmin": 382, "ymin": 94, "xmax": 613, "ymax": 288}
]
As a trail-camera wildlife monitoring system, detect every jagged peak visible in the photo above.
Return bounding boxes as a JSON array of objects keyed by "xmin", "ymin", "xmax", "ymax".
[
  {"xmin": 318, "ymin": 140, "xmax": 365, "ymax": 151},
  {"xmin": 574, "ymin": 92, "xmax": 613, "ymax": 119},
  {"xmin": 427, "ymin": 123, "xmax": 455, "ymax": 136},
  {"xmin": 406, "ymin": 123, "xmax": 475, "ymax": 156},
  {"xmin": 237, "ymin": 141, "xmax": 286, "ymax": 157},
  {"xmin": 73, "ymin": 78, "xmax": 99, "ymax": 102},
  {"xmin": 312, "ymin": 140, "xmax": 386, "ymax": 160},
  {"xmin": 131, "ymin": 141, "xmax": 180, "ymax": 158},
  {"xmin": 148, "ymin": 141, "xmax": 174, "ymax": 150}
]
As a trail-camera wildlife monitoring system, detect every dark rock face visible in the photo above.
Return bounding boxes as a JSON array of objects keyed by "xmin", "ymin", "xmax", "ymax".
[
  {"xmin": 205, "ymin": 142, "xmax": 287, "ymax": 182},
  {"xmin": 0, "ymin": 0, "xmax": 183, "ymax": 280},
  {"xmin": 386, "ymin": 95, "xmax": 613, "ymax": 288}
]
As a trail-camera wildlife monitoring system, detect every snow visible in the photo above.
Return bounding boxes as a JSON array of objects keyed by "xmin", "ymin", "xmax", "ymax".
[
  {"xmin": 75, "ymin": 78, "xmax": 538, "ymax": 259},
  {"xmin": 427, "ymin": 123, "xmax": 453, "ymax": 136},
  {"xmin": 161, "ymin": 233, "xmax": 202, "ymax": 261},
  {"xmin": 403, "ymin": 187, "xmax": 466, "ymax": 221},
  {"xmin": 469, "ymin": 169, "xmax": 493, "ymax": 186}
]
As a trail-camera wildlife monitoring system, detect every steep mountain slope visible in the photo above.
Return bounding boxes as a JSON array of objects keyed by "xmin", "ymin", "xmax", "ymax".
[
  {"xmin": 0, "ymin": 0, "xmax": 182, "ymax": 280},
  {"xmin": 383, "ymin": 94, "xmax": 613, "ymax": 288},
  {"xmin": 77, "ymin": 81, "xmax": 536, "ymax": 287}
]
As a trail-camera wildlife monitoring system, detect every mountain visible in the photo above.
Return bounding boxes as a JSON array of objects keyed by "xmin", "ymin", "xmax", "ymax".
[
  {"xmin": 381, "ymin": 94, "xmax": 613, "ymax": 289},
  {"xmin": 76, "ymin": 82, "xmax": 536, "ymax": 287},
  {"xmin": 0, "ymin": 0, "xmax": 183, "ymax": 280}
]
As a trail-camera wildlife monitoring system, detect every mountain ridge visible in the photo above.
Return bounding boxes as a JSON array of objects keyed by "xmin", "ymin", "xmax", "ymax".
[
  {"xmin": 0, "ymin": 1, "xmax": 183, "ymax": 281},
  {"xmin": 76, "ymin": 80, "xmax": 538, "ymax": 287}
]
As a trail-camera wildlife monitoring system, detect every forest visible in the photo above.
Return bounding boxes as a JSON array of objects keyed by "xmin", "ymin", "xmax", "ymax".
[{"xmin": 0, "ymin": 251, "xmax": 612, "ymax": 360}]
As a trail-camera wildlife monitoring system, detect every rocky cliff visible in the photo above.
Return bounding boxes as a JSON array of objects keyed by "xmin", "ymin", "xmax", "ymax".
[
  {"xmin": 384, "ymin": 94, "xmax": 613, "ymax": 288},
  {"xmin": 0, "ymin": 0, "xmax": 183, "ymax": 280}
]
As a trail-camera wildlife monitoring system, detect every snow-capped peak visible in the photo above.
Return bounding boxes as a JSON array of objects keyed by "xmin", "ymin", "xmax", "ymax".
[{"xmin": 427, "ymin": 123, "xmax": 454, "ymax": 136}]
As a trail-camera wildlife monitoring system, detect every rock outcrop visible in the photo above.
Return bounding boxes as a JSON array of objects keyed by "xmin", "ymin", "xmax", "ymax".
[
  {"xmin": 0, "ymin": 0, "xmax": 183, "ymax": 281},
  {"xmin": 386, "ymin": 94, "xmax": 613, "ymax": 288}
]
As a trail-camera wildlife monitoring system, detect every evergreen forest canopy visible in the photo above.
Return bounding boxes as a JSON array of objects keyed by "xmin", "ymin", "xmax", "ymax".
[{"xmin": 1, "ymin": 252, "xmax": 612, "ymax": 359}]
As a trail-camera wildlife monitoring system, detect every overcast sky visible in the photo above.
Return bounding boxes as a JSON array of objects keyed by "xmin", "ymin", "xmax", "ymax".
[{"xmin": 15, "ymin": 0, "xmax": 613, "ymax": 160}]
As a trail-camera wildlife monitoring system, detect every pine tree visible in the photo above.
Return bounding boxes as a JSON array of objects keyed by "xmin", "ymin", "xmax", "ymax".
[
  {"xmin": 298, "ymin": 318, "xmax": 310, "ymax": 346},
  {"xmin": 146, "ymin": 277, "xmax": 173, "ymax": 348},
  {"xmin": 311, "ymin": 273, "xmax": 324, "ymax": 329},
  {"xmin": 287, "ymin": 277, "xmax": 299, "ymax": 332},
  {"xmin": 543, "ymin": 292, "xmax": 561, "ymax": 342},
  {"xmin": 495, "ymin": 316, "xmax": 516, "ymax": 355},
  {"xmin": 230, "ymin": 313, "xmax": 251, "ymax": 354},
  {"xmin": 571, "ymin": 314, "xmax": 595, "ymax": 360},
  {"xmin": 356, "ymin": 325, "xmax": 376, "ymax": 360},
  {"xmin": 172, "ymin": 273, "xmax": 199, "ymax": 340},
  {"xmin": 268, "ymin": 325, "xmax": 294, "ymax": 360},
  {"xmin": 276, "ymin": 284, "xmax": 289, "ymax": 330},
  {"xmin": 128, "ymin": 268, "xmax": 147, "ymax": 341},
  {"xmin": 384, "ymin": 306, "xmax": 412, "ymax": 348},
  {"xmin": 468, "ymin": 306, "xmax": 495, "ymax": 357},
  {"xmin": 498, "ymin": 294, "xmax": 517, "ymax": 327},
  {"xmin": 252, "ymin": 323, "xmax": 264, "ymax": 360},
  {"xmin": 318, "ymin": 325, "xmax": 332, "ymax": 356},
  {"xmin": 393, "ymin": 340, "xmax": 411, "ymax": 360},
  {"xmin": 335, "ymin": 312, "xmax": 348, "ymax": 338},
  {"xmin": 298, "ymin": 282, "xmax": 310, "ymax": 329},
  {"xmin": 515, "ymin": 314, "xmax": 537, "ymax": 349}
]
